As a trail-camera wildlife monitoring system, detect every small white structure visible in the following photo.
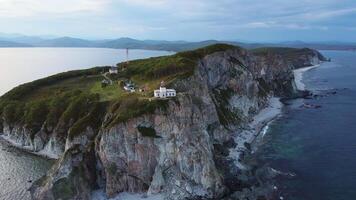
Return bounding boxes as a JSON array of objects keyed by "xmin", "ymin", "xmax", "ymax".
[
  {"xmin": 124, "ymin": 83, "xmax": 135, "ymax": 92},
  {"xmin": 109, "ymin": 66, "xmax": 118, "ymax": 74},
  {"xmin": 154, "ymin": 87, "xmax": 176, "ymax": 98}
]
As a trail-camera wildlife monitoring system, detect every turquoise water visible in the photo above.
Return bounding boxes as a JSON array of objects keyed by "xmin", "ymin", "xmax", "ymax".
[{"xmin": 255, "ymin": 51, "xmax": 356, "ymax": 200}]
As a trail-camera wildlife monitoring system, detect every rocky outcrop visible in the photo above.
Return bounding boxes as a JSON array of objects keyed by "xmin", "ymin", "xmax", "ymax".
[
  {"xmin": 30, "ymin": 144, "xmax": 97, "ymax": 200},
  {"xmin": 97, "ymin": 94, "xmax": 225, "ymax": 199},
  {"xmin": 0, "ymin": 46, "xmax": 325, "ymax": 200}
]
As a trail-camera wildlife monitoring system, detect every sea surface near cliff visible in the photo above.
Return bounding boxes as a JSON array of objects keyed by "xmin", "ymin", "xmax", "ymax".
[
  {"xmin": 253, "ymin": 50, "xmax": 356, "ymax": 200},
  {"xmin": 0, "ymin": 48, "xmax": 173, "ymax": 95},
  {"xmin": 0, "ymin": 139, "xmax": 53, "ymax": 200}
]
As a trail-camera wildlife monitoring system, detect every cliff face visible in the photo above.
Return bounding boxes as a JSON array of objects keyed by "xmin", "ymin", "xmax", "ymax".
[{"xmin": 0, "ymin": 45, "xmax": 325, "ymax": 200}]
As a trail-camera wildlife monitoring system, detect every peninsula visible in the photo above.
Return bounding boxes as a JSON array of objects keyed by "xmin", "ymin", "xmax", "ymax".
[{"xmin": 0, "ymin": 44, "xmax": 326, "ymax": 200}]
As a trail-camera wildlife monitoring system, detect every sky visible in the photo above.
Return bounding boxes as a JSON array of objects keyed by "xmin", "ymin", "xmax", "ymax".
[{"xmin": 0, "ymin": 0, "xmax": 355, "ymax": 42}]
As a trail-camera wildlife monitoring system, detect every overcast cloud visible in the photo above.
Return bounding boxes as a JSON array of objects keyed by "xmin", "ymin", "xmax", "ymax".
[{"xmin": 0, "ymin": 0, "xmax": 355, "ymax": 42}]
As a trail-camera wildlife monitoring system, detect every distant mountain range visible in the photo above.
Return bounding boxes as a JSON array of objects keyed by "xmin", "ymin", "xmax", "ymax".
[
  {"xmin": 0, "ymin": 34, "xmax": 355, "ymax": 51},
  {"xmin": 0, "ymin": 40, "xmax": 32, "ymax": 47}
]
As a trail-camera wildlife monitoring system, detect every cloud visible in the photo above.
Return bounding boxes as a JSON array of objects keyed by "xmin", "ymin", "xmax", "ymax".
[
  {"xmin": 0, "ymin": 0, "xmax": 110, "ymax": 17},
  {"xmin": 0, "ymin": 0, "xmax": 355, "ymax": 41},
  {"xmin": 119, "ymin": 0, "xmax": 166, "ymax": 7},
  {"xmin": 301, "ymin": 8, "xmax": 356, "ymax": 21},
  {"xmin": 241, "ymin": 21, "xmax": 328, "ymax": 30}
]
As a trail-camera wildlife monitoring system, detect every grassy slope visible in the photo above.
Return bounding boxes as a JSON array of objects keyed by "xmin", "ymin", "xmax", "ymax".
[
  {"xmin": 250, "ymin": 47, "xmax": 326, "ymax": 65},
  {"xmin": 0, "ymin": 44, "xmax": 237, "ymax": 137}
]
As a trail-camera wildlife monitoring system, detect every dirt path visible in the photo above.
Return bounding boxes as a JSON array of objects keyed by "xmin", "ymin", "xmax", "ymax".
[{"xmin": 102, "ymin": 72, "xmax": 113, "ymax": 85}]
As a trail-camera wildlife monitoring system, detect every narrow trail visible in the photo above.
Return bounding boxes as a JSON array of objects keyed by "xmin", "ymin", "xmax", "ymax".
[{"xmin": 102, "ymin": 72, "xmax": 113, "ymax": 85}]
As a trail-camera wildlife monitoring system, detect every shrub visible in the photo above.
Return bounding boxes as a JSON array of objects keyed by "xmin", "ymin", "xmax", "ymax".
[
  {"xmin": 137, "ymin": 126, "xmax": 159, "ymax": 138},
  {"xmin": 60, "ymin": 92, "xmax": 100, "ymax": 125},
  {"xmin": 24, "ymin": 100, "xmax": 49, "ymax": 134},
  {"xmin": 46, "ymin": 92, "xmax": 74, "ymax": 128},
  {"xmin": 68, "ymin": 102, "xmax": 107, "ymax": 139},
  {"xmin": 106, "ymin": 95, "xmax": 169, "ymax": 127},
  {"xmin": 1, "ymin": 67, "xmax": 106, "ymax": 101},
  {"xmin": 2, "ymin": 101, "xmax": 24, "ymax": 125}
]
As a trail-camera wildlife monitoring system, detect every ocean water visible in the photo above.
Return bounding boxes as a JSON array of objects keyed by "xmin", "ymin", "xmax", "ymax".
[
  {"xmin": 0, "ymin": 48, "xmax": 173, "ymax": 95},
  {"xmin": 255, "ymin": 51, "xmax": 356, "ymax": 200},
  {"xmin": 0, "ymin": 48, "xmax": 172, "ymax": 200},
  {"xmin": 0, "ymin": 140, "xmax": 53, "ymax": 200}
]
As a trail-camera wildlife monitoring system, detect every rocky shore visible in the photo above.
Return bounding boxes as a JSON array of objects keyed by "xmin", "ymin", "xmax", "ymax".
[
  {"xmin": 0, "ymin": 134, "xmax": 59, "ymax": 159},
  {"xmin": 229, "ymin": 97, "xmax": 282, "ymax": 169}
]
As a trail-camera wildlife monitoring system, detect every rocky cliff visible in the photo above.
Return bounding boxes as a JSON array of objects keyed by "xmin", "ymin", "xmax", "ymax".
[{"xmin": 0, "ymin": 45, "xmax": 326, "ymax": 200}]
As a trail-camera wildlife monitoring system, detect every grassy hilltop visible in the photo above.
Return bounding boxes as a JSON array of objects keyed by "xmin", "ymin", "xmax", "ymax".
[
  {"xmin": 0, "ymin": 44, "xmax": 237, "ymax": 137},
  {"xmin": 251, "ymin": 47, "xmax": 327, "ymax": 67}
]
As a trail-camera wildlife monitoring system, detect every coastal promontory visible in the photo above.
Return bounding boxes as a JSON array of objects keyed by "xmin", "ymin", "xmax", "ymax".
[{"xmin": 0, "ymin": 44, "xmax": 326, "ymax": 200}]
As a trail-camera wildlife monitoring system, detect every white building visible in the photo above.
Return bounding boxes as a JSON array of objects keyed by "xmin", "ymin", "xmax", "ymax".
[
  {"xmin": 124, "ymin": 86, "xmax": 135, "ymax": 92},
  {"xmin": 154, "ymin": 87, "xmax": 176, "ymax": 98},
  {"xmin": 124, "ymin": 82, "xmax": 135, "ymax": 92},
  {"xmin": 109, "ymin": 67, "xmax": 118, "ymax": 74}
]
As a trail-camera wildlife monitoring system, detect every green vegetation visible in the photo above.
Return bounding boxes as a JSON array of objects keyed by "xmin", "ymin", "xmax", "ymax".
[
  {"xmin": 250, "ymin": 47, "xmax": 326, "ymax": 68},
  {"xmin": 137, "ymin": 126, "xmax": 159, "ymax": 138},
  {"xmin": 60, "ymin": 93, "xmax": 99, "ymax": 124},
  {"xmin": 24, "ymin": 100, "xmax": 49, "ymax": 136},
  {"xmin": 122, "ymin": 43, "xmax": 237, "ymax": 86},
  {"xmin": 250, "ymin": 47, "xmax": 305, "ymax": 55},
  {"xmin": 105, "ymin": 95, "xmax": 169, "ymax": 127},
  {"xmin": 90, "ymin": 81, "xmax": 124, "ymax": 101},
  {"xmin": 46, "ymin": 92, "xmax": 76, "ymax": 128},
  {"xmin": 1, "ymin": 67, "xmax": 108, "ymax": 101},
  {"xmin": 68, "ymin": 102, "xmax": 107, "ymax": 139},
  {"xmin": 1, "ymin": 101, "xmax": 24, "ymax": 125},
  {"xmin": 0, "ymin": 44, "xmax": 238, "ymax": 134},
  {"xmin": 52, "ymin": 177, "xmax": 76, "ymax": 200}
]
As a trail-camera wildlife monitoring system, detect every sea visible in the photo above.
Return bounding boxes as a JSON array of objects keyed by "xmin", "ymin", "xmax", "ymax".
[
  {"xmin": 0, "ymin": 50, "xmax": 355, "ymax": 200},
  {"xmin": 0, "ymin": 48, "xmax": 173, "ymax": 96},
  {"xmin": 253, "ymin": 50, "xmax": 356, "ymax": 200},
  {"xmin": 0, "ymin": 47, "xmax": 173, "ymax": 200}
]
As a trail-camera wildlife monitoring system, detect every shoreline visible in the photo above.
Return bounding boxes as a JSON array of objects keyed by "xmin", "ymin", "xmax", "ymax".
[
  {"xmin": 293, "ymin": 64, "xmax": 320, "ymax": 90},
  {"xmin": 91, "ymin": 190, "xmax": 164, "ymax": 200},
  {"xmin": 0, "ymin": 135, "xmax": 58, "ymax": 160},
  {"xmin": 229, "ymin": 97, "xmax": 283, "ymax": 169},
  {"xmin": 229, "ymin": 63, "xmax": 323, "ymax": 169}
]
